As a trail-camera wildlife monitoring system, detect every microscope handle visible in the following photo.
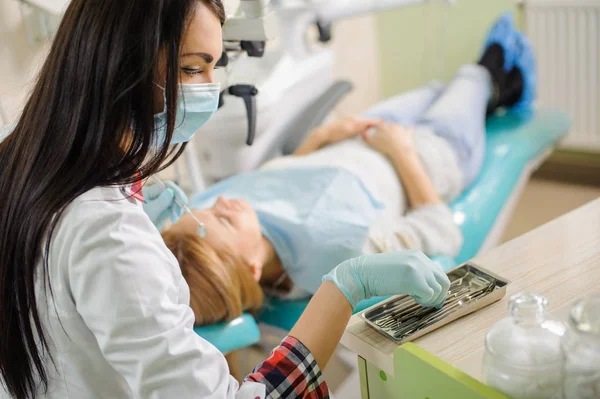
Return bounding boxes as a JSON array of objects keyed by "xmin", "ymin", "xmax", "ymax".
[
  {"xmin": 244, "ymin": 93, "xmax": 257, "ymax": 146},
  {"xmin": 228, "ymin": 84, "xmax": 259, "ymax": 146}
]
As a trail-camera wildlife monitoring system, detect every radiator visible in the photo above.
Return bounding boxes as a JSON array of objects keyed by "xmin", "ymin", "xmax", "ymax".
[{"xmin": 525, "ymin": 0, "xmax": 600, "ymax": 152}]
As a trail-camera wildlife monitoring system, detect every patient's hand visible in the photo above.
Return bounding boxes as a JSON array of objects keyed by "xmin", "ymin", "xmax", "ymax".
[
  {"xmin": 318, "ymin": 116, "xmax": 383, "ymax": 146},
  {"xmin": 294, "ymin": 116, "xmax": 383, "ymax": 156},
  {"xmin": 363, "ymin": 124, "xmax": 441, "ymax": 210},
  {"xmin": 361, "ymin": 123, "xmax": 416, "ymax": 157}
]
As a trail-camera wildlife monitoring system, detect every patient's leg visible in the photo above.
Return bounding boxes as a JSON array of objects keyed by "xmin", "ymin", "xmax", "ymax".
[
  {"xmin": 362, "ymin": 81, "xmax": 445, "ymax": 126},
  {"xmin": 418, "ymin": 65, "xmax": 492, "ymax": 189}
]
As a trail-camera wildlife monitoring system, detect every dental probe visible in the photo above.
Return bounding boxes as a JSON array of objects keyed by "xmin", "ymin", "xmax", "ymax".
[{"xmin": 151, "ymin": 176, "xmax": 208, "ymax": 238}]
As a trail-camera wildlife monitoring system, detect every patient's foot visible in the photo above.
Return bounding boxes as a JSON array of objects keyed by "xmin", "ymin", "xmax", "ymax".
[
  {"xmin": 479, "ymin": 14, "xmax": 519, "ymax": 113},
  {"xmin": 498, "ymin": 67, "xmax": 524, "ymax": 108},
  {"xmin": 479, "ymin": 44, "xmax": 507, "ymax": 113},
  {"xmin": 506, "ymin": 32, "xmax": 537, "ymax": 110},
  {"xmin": 481, "ymin": 12, "xmax": 518, "ymax": 72}
]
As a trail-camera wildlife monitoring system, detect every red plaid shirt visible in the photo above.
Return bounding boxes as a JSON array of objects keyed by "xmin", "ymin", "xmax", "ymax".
[{"xmin": 245, "ymin": 336, "xmax": 329, "ymax": 398}]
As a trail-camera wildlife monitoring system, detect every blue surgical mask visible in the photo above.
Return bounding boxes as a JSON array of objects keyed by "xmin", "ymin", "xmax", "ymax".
[{"xmin": 154, "ymin": 82, "xmax": 221, "ymax": 144}]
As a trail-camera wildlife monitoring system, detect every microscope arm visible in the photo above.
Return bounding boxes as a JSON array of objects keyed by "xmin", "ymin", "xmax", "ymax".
[{"xmin": 314, "ymin": 0, "xmax": 425, "ymax": 24}]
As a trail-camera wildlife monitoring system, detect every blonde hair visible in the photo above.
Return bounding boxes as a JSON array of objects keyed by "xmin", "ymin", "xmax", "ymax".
[{"xmin": 161, "ymin": 230, "xmax": 264, "ymax": 326}]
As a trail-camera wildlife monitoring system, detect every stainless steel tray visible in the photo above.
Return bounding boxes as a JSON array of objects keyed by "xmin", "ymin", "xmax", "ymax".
[{"xmin": 361, "ymin": 263, "xmax": 509, "ymax": 344}]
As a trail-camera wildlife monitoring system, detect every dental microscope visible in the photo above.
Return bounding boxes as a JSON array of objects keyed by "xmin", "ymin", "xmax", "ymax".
[{"xmin": 191, "ymin": 0, "xmax": 427, "ymax": 191}]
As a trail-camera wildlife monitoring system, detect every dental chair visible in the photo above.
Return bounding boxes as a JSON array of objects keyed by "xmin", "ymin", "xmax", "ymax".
[{"xmin": 192, "ymin": 108, "xmax": 570, "ymax": 353}]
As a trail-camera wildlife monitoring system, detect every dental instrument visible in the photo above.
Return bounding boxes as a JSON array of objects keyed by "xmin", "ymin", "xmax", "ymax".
[
  {"xmin": 151, "ymin": 176, "xmax": 208, "ymax": 238},
  {"xmin": 361, "ymin": 263, "xmax": 509, "ymax": 344}
]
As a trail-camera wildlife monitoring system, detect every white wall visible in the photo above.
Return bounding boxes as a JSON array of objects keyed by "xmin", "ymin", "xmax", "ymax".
[
  {"xmin": 0, "ymin": 1, "xmax": 49, "ymax": 125},
  {"xmin": 331, "ymin": 14, "xmax": 381, "ymax": 115}
]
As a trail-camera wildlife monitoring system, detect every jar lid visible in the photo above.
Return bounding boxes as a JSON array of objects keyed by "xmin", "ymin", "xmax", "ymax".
[
  {"xmin": 569, "ymin": 294, "xmax": 600, "ymax": 335},
  {"xmin": 508, "ymin": 292, "xmax": 548, "ymax": 321},
  {"xmin": 485, "ymin": 293, "xmax": 566, "ymax": 369}
]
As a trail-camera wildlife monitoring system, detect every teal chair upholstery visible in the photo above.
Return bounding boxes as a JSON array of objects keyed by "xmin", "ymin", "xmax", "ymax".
[{"xmin": 194, "ymin": 314, "xmax": 260, "ymax": 354}]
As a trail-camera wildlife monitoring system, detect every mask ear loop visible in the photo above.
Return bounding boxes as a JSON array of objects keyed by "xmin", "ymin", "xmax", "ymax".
[{"xmin": 153, "ymin": 82, "xmax": 168, "ymax": 117}]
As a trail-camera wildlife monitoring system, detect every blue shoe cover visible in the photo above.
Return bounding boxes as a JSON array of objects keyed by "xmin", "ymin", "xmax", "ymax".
[
  {"xmin": 482, "ymin": 12, "xmax": 518, "ymax": 72},
  {"xmin": 512, "ymin": 32, "xmax": 537, "ymax": 110}
]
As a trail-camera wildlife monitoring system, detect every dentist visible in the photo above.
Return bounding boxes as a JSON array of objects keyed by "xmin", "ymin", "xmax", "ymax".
[{"xmin": 0, "ymin": 1, "xmax": 449, "ymax": 398}]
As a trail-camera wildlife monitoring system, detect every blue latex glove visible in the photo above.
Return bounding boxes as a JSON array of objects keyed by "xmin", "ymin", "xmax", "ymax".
[
  {"xmin": 142, "ymin": 181, "xmax": 189, "ymax": 231},
  {"xmin": 323, "ymin": 250, "xmax": 451, "ymax": 310}
]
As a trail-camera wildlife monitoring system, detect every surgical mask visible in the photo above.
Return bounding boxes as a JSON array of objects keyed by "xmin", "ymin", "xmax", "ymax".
[{"xmin": 154, "ymin": 82, "xmax": 220, "ymax": 144}]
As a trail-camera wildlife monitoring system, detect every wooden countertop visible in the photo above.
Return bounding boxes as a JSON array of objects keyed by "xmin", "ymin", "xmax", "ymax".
[{"xmin": 341, "ymin": 198, "xmax": 600, "ymax": 380}]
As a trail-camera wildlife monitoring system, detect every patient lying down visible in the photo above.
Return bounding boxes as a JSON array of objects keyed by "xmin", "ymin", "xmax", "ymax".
[
  {"xmin": 162, "ymin": 35, "xmax": 533, "ymax": 327},
  {"xmin": 162, "ymin": 121, "xmax": 462, "ymax": 326}
]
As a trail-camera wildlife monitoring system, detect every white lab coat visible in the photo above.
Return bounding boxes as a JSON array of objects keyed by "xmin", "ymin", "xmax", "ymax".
[{"xmin": 0, "ymin": 185, "xmax": 265, "ymax": 398}]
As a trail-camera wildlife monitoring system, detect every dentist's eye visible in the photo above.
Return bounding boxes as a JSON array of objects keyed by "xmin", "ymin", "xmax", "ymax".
[{"xmin": 182, "ymin": 68, "xmax": 202, "ymax": 76}]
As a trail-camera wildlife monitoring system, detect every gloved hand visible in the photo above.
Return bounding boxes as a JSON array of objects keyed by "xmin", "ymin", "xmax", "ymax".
[
  {"xmin": 142, "ymin": 181, "xmax": 189, "ymax": 231},
  {"xmin": 323, "ymin": 250, "xmax": 451, "ymax": 310}
]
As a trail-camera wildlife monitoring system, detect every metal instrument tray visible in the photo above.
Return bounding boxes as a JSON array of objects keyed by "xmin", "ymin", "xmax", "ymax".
[{"xmin": 361, "ymin": 263, "xmax": 509, "ymax": 344}]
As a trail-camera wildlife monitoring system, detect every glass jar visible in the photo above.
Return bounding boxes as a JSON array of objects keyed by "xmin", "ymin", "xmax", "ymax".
[
  {"xmin": 483, "ymin": 292, "xmax": 566, "ymax": 399},
  {"xmin": 562, "ymin": 294, "xmax": 600, "ymax": 399}
]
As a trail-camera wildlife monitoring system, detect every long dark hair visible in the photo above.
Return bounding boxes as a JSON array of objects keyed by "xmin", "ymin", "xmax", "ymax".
[{"xmin": 0, "ymin": 1, "xmax": 225, "ymax": 398}]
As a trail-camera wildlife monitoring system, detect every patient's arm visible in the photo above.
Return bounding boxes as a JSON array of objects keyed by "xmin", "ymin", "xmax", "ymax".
[
  {"xmin": 369, "ymin": 205, "xmax": 463, "ymax": 258},
  {"xmin": 391, "ymin": 150, "xmax": 441, "ymax": 208},
  {"xmin": 292, "ymin": 126, "xmax": 329, "ymax": 156},
  {"xmin": 293, "ymin": 116, "xmax": 381, "ymax": 156},
  {"xmin": 362, "ymin": 124, "xmax": 462, "ymax": 257},
  {"xmin": 362, "ymin": 124, "xmax": 442, "ymax": 208}
]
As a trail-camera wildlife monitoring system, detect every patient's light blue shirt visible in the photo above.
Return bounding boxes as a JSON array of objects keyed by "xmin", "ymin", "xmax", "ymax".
[{"xmin": 190, "ymin": 166, "xmax": 383, "ymax": 294}]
